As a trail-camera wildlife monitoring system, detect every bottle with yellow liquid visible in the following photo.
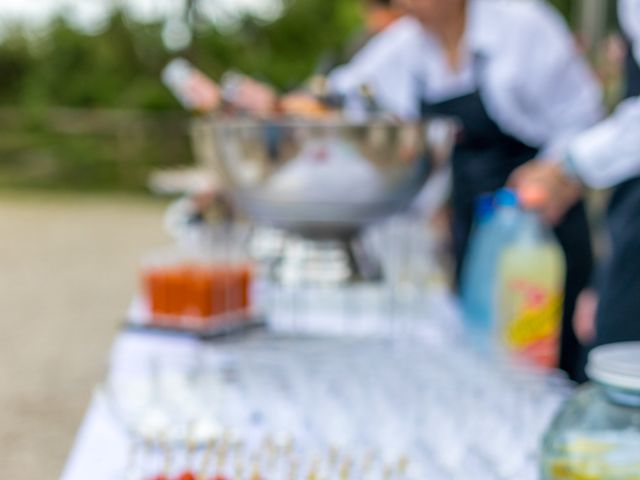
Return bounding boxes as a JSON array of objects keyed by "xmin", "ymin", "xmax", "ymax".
[
  {"xmin": 495, "ymin": 187, "xmax": 565, "ymax": 369},
  {"xmin": 541, "ymin": 343, "xmax": 640, "ymax": 479}
]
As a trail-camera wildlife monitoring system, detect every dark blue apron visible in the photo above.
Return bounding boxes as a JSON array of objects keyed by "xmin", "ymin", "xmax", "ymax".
[
  {"xmin": 594, "ymin": 41, "xmax": 640, "ymax": 347},
  {"xmin": 421, "ymin": 56, "xmax": 594, "ymax": 380}
]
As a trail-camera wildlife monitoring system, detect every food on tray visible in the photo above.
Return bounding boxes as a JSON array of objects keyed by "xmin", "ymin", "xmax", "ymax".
[
  {"xmin": 279, "ymin": 92, "xmax": 335, "ymax": 119},
  {"xmin": 142, "ymin": 439, "xmax": 410, "ymax": 480},
  {"xmin": 175, "ymin": 471, "xmax": 196, "ymax": 480}
]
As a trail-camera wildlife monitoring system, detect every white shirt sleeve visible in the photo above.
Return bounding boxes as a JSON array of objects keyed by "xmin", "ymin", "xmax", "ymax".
[
  {"xmin": 568, "ymin": 0, "xmax": 640, "ymax": 188},
  {"xmin": 328, "ymin": 17, "xmax": 423, "ymax": 120},
  {"xmin": 570, "ymin": 98, "xmax": 640, "ymax": 188},
  {"xmin": 480, "ymin": 1, "xmax": 603, "ymax": 157},
  {"xmin": 331, "ymin": 3, "xmax": 603, "ymax": 154}
]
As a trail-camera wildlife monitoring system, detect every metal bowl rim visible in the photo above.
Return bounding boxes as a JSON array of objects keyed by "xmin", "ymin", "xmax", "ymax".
[{"xmin": 201, "ymin": 115, "xmax": 458, "ymax": 131}]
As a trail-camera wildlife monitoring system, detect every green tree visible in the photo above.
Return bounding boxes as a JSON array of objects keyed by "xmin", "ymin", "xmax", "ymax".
[
  {"xmin": 0, "ymin": 0, "xmax": 364, "ymax": 109},
  {"xmin": 188, "ymin": 0, "xmax": 362, "ymax": 90},
  {"xmin": 0, "ymin": 26, "xmax": 33, "ymax": 105},
  {"xmin": 18, "ymin": 12, "xmax": 174, "ymax": 110}
]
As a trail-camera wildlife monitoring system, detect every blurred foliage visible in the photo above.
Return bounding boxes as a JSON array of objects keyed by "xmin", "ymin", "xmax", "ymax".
[
  {"xmin": 0, "ymin": 0, "xmax": 588, "ymax": 112},
  {"xmin": 0, "ymin": 0, "xmax": 363, "ymax": 111},
  {"xmin": 0, "ymin": 0, "xmax": 363, "ymax": 191},
  {"xmin": 190, "ymin": 0, "xmax": 363, "ymax": 90},
  {"xmin": 0, "ymin": 0, "xmax": 608, "ymax": 191},
  {"xmin": 0, "ymin": 108, "xmax": 190, "ymax": 191}
]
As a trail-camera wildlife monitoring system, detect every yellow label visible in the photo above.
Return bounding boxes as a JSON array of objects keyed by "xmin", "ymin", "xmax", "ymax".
[{"xmin": 504, "ymin": 292, "xmax": 563, "ymax": 349}]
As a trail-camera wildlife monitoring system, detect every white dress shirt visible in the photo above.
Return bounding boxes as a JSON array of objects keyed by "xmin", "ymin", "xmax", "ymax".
[
  {"xmin": 329, "ymin": 0, "xmax": 603, "ymax": 158},
  {"xmin": 569, "ymin": 0, "xmax": 640, "ymax": 188}
]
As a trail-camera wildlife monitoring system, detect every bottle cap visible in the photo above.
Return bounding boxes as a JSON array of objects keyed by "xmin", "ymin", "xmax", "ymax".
[
  {"xmin": 587, "ymin": 342, "xmax": 640, "ymax": 392},
  {"xmin": 162, "ymin": 58, "xmax": 220, "ymax": 112},
  {"xmin": 162, "ymin": 58, "xmax": 193, "ymax": 107},
  {"xmin": 474, "ymin": 193, "xmax": 495, "ymax": 220},
  {"xmin": 495, "ymin": 188, "xmax": 518, "ymax": 208},
  {"xmin": 518, "ymin": 184, "xmax": 548, "ymax": 210}
]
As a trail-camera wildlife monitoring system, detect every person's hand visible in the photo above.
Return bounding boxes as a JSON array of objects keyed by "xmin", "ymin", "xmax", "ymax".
[
  {"xmin": 573, "ymin": 288, "xmax": 598, "ymax": 345},
  {"xmin": 223, "ymin": 74, "xmax": 278, "ymax": 117},
  {"xmin": 185, "ymin": 71, "xmax": 221, "ymax": 112},
  {"xmin": 509, "ymin": 160, "xmax": 583, "ymax": 225}
]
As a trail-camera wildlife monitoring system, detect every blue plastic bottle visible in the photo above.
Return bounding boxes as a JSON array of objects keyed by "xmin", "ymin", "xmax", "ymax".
[{"xmin": 460, "ymin": 189, "xmax": 520, "ymax": 341}]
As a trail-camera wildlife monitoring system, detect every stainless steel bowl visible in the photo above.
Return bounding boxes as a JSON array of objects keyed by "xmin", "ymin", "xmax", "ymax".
[{"xmin": 200, "ymin": 117, "xmax": 457, "ymax": 238}]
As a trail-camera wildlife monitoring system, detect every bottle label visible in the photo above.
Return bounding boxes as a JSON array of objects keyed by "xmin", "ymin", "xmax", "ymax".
[{"xmin": 501, "ymin": 279, "xmax": 563, "ymax": 368}]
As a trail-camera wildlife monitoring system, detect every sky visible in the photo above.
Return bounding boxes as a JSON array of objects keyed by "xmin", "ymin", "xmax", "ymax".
[{"xmin": 0, "ymin": 0, "xmax": 278, "ymax": 31}]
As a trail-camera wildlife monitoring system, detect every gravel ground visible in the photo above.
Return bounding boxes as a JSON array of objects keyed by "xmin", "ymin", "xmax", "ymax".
[{"xmin": 0, "ymin": 193, "xmax": 170, "ymax": 479}]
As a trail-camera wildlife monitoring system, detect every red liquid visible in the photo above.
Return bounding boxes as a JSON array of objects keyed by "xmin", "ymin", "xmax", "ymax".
[{"xmin": 142, "ymin": 262, "xmax": 254, "ymax": 326}]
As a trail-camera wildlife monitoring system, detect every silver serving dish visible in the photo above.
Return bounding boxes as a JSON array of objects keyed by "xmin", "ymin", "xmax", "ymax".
[{"xmin": 203, "ymin": 117, "xmax": 457, "ymax": 239}]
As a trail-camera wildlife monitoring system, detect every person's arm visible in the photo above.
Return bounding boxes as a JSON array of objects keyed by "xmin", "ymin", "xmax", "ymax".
[
  {"xmin": 565, "ymin": 0, "xmax": 640, "ymax": 188},
  {"xmin": 327, "ymin": 16, "xmax": 422, "ymax": 120},
  {"xmin": 510, "ymin": 0, "xmax": 640, "ymax": 218},
  {"xmin": 567, "ymin": 98, "xmax": 640, "ymax": 188},
  {"xmin": 509, "ymin": 1, "xmax": 603, "ymax": 158},
  {"xmin": 537, "ymin": 0, "xmax": 640, "ymax": 190},
  {"xmin": 508, "ymin": 97, "xmax": 640, "ymax": 221}
]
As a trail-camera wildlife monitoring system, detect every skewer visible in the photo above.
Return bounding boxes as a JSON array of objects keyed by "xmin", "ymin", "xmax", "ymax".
[
  {"xmin": 288, "ymin": 456, "xmax": 300, "ymax": 480},
  {"xmin": 174, "ymin": 427, "xmax": 198, "ymax": 480},
  {"xmin": 328, "ymin": 446, "xmax": 339, "ymax": 469},
  {"xmin": 249, "ymin": 458, "xmax": 262, "ymax": 480},
  {"xmin": 361, "ymin": 450, "xmax": 375, "ymax": 474},
  {"xmin": 397, "ymin": 455, "xmax": 409, "ymax": 476},
  {"xmin": 158, "ymin": 433, "xmax": 173, "ymax": 478},
  {"xmin": 123, "ymin": 440, "xmax": 139, "ymax": 480},
  {"xmin": 282, "ymin": 436, "xmax": 295, "ymax": 457},
  {"xmin": 197, "ymin": 439, "xmax": 217, "ymax": 480},
  {"xmin": 263, "ymin": 435, "xmax": 277, "ymax": 470},
  {"xmin": 149, "ymin": 433, "xmax": 172, "ymax": 480},
  {"xmin": 382, "ymin": 464, "xmax": 393, "ymax": 480},
  {"xmin": 306, "ymin": 455, "xmax": 321, "ymax": 480},
  {"xmin": 339, "ymin": 457, "xmax": 352, "ymax": 480},
  {"xmin": 213, "ymin": 432, "xmax": 230, "ymax": 479},
  {"xmin": 234, "ymin": 456, "xmax": 245, "ymax": 480}
]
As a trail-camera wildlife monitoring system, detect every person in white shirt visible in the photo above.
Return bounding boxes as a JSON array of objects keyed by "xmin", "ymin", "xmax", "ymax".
[
  {"xmin": 328, "ymin": 0, "xmax": 604, "ymax": 380},
  {"xmin": 511, "ymin": 0, "xmax": 640, "ymax": 362}
]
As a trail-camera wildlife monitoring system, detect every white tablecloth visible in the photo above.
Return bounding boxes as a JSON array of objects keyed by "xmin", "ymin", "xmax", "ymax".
[
  {"xmin": 61, "ymin": 332, "xmax": 203, "ymax": 480},
  {"xmin": 62, "ymin": 288, "xmax": 462, "ymax": 480},
  {"xmin": 61, "ymin": 288, "xmax": 571, "ymax": 480},
  {"xmin": 61, "ymin": 395, "xmax": 129, "ymax": 480}
]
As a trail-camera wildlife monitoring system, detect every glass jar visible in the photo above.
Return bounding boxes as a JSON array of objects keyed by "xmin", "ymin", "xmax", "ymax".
[
  {"xmin": 541, "ymin": 342, "xmax": 640, "ymax": 479},
  {"xmin": 139, "ymin": 225, "xmax": 256, "ymax": 331}
]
